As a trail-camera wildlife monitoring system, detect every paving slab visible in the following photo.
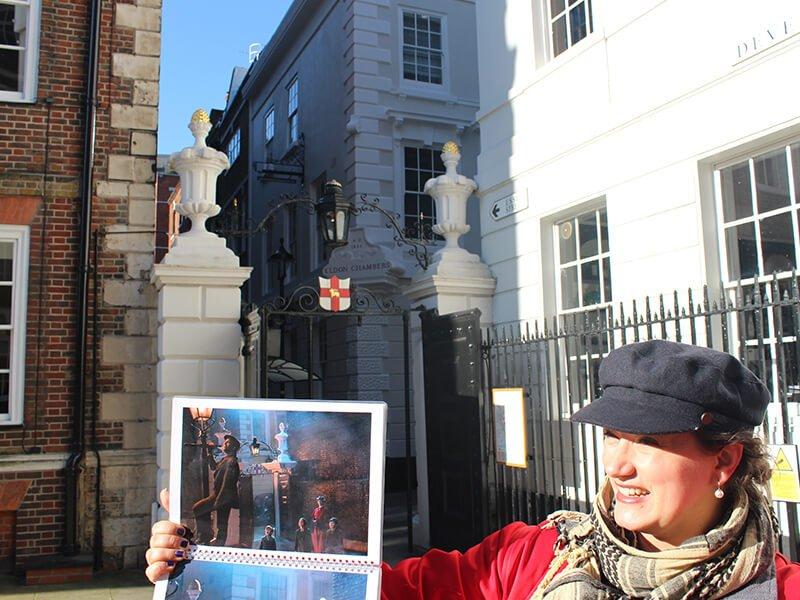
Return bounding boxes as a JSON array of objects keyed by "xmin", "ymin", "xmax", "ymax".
[{"xmin": 0, "ymin": 571, "xmax": 153, "ymax": 600}]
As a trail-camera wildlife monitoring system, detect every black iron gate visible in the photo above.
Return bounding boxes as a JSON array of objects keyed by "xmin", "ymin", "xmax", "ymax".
[
  {"xmin": 242, "ymin": 284, "xmax": 418, "ymax": 552},
  {"xmin": 420, "ymin": 308, "xmax": 485, "ymax": 551},
  {"xmin": 481, "ymin": 277, "xmax": 800, "ymax": 560}
]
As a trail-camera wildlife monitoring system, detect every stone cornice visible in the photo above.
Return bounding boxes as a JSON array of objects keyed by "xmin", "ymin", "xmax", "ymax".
[
  {"xmin": 405, "ymin": 274, "xmax": 496, "ymax": 303},
  {"xmin": 151, "ymin": 264, "xmax": 253, "ymax": 290}
]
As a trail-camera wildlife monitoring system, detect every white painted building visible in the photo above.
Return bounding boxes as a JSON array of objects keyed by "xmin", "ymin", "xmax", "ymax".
[
  {"xmin": 475, "ymin": 0, "xmax": 800, "ymax": 545},
  {"xmin": 476, "ymin": 0, "xmax": 800, "ymax": 326}
]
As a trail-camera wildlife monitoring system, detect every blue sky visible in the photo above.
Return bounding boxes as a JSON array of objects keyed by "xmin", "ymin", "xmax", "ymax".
[{"xmin": 158, "ymin": 0, "xmax": 294, "ymax": 154}]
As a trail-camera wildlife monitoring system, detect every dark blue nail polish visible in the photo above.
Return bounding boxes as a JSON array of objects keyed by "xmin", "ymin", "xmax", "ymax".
[
  {"xmin": 177, "ymin": 527, "xmax": 185, "ymax": 536},
  {"xmin": 167, "ymin": 561, "xmax": 175, "ymax": 567},
  {"xmin": 175, "ymin": 551, "xmax": 184, "ymax": 558},
  {"xmin": 180, "ymin": 540, "xmax": 189, "ymax": 548}
]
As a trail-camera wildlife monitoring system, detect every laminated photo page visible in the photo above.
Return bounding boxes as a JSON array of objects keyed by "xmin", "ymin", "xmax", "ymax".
[{"xmin": 153, "ymin": 397, "xmax": 387, "ymax": 600}]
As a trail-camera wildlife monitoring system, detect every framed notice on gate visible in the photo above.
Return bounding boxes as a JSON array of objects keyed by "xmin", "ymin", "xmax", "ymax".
[{"xmin": 492, "ymin": 388, "xmax": 527, "ymax": 468}]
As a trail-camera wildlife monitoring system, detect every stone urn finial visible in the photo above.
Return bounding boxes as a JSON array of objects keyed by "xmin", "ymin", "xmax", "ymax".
[
  {"xmin": 161, "ymin": 109, "xmax": 238, "ymax": 267},
  {"xmin": 415, "ymin": 141, "xmax": 490, "ymax": 280},
  {"xmin": 423, "ymin": 141, "xmax": 476, "ymax": 252},
  {"xmin": 168, "ymin": 109, "xmax": 229, "ymax": 239}
]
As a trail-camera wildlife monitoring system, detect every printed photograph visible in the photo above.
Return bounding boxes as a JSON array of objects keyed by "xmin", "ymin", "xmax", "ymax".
[
  {"xmin": 162, "ymin": 559, "xmax": 370, "ymax": 600},
  {"xmin": 179, "ymin": 406, "xmax": 372, "ymax": 555}
]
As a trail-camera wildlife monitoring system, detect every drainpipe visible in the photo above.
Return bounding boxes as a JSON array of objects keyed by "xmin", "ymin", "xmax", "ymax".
[{"xmin": 64, "ymin": 0, "xmax": 102, "ymax": 557}]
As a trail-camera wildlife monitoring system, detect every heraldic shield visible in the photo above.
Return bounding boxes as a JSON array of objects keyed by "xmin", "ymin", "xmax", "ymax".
[{"xmin": 319, "ymin": 275, "xmax": 351, "ymax": 312}]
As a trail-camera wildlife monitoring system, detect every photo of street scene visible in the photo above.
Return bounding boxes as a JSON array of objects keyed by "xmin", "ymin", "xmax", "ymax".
[
  {"xmin": 178, "ymin": 405, "xmax": 373, "ymax": 556},
  {"xmin": 162, "ymin": 559, "xmax": 371, "ymax": 600}
]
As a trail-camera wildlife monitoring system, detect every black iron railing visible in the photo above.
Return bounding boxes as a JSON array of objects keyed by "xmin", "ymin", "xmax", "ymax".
[{"xmin": 481, "ymin": 274, "xmax": 800, "ymax": 559}]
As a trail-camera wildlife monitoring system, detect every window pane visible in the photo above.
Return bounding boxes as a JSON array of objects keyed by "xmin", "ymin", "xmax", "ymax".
[
  {"xmin": 416, "ymin": 14, "xmax": 428, "ymax": 30},
  {"xmin": 0, "ymin": 5, "xmax": 23, "ymax": 47},
  {"xmin": 561, "ymin": 265, "xmax": 579, "ymax": 309},
  {"xmin": 403, "ymin": 49, "xmax": 416, "ymax": 79},
  {"xmin": 760, "ymin": 212, "xmax": 796, "ymax": 274},
  {"xmin": 417, "ymin": 30, "xmax": 429, "ymax": 48},
  {"xmin": 720, "ymin": 162, "xmax": 753, "ymax": 222},
  {"xmin": 0, "ymin": 372, "xmax": 7, "ymax": 416},
  {"xmin": 430, "ymin": 68, "xmax": 442, "ymax": 85},
  {"xmin": 404, "ymin": 147, "xmax": 418, "ymax": 169},
  {"xmin": 569, "ymin": 3, "xmax": 588, "ymax": 44},
  {"xmin": 419, "ymin": 149, "xmax": 432, "ymax": 171},
  {"xmin": 599, "ymin": 210, "xmax": 609, "ymax": 253},
  {"xmin": 0, "ymin": 242, "xmax": 12, "ymax": 281},
  {"xmin": 578, "ymin": 212, "xmax": 598, "ymax": 258},
  {"xmin": 725, "ymin": 222, "xmax": 759, "ymax": 279},
  {"xmin": 552, "ymin": 16, "xmax": 568, "ymax": 57},
  {"xmin": 405, "ymin": 169, "xmax": 418, "ymax": 192},
  {"xmin": 403, "ymin": 12, "xmax": 414, "ymax": 28},
  {"xmin": 430, "ymin": 52, "xmax": 442, "ymax": 69},
  {"xmin": 419, "ymin": 196, "xmax": 433, "ymax": 218},
  {"xmin": 404, "ymin": 194, "xmax": 418, "ymax": 217},
  {"xmin": 430, "ymin": 18, "xmax": 441, "ymax": 34},
  {"xmin": 581, "ymin": 261, "xmax": 601, "ymax": 306},
  {"xmin": 417, "ymin": 50, "xmax": 430, "ymax": 82},
  {"xmin": 754, "ymin": 149, "xmax": 790, "ymax": 213},
  {"xmin": 550, "ymin": 0, "xmax": 565, "ymax": 16},
  {"xmin": 558, "ymin": 220, "xmax": 577, "ymax": 264},
  {"xmin": 403, "ymin": 28, "xmax": 414, "ymax": 45},
  {"xmin": 0, "ymin": 47, "xmax": 22, "ymax": 93},
  {"xmin": 0, "ymin": 331, "xmax": 7, "ymax": 369},
  {"xmin": 791, "ymin": 144, "xmax": 800, "ymax": 204},
  {"xmin": 0, "ymin": 286, "xmax": 10, "ymax": 325},
  {"xmin": 603, "ymin": 257, "xmax": 612, "ymax": 302}
]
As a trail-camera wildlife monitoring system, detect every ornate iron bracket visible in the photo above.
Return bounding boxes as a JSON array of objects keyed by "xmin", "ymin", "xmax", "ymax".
[
  {"xmin": 263, "ymin": 284, "xmax": 403, "ymax": 315},
  {"xmin": 209, "ymin": 193, "xmax": 316, "ymax": 237},
  {"xmin": 352, "ymin": 194, "xmax": 432, "ymax": 270}
]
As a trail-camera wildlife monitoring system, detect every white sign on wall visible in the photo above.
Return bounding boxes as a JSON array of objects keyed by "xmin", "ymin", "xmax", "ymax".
[
  {"xmin": 735, "ymin": 17, "xmax": 795, "ymax": 63},
  {"xmin": 490, "ymin": 192, "xmax": 528, "ymax": 221}
]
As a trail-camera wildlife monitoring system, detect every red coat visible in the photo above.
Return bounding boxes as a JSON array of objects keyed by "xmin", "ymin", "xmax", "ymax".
[{"xmin": 381, "ymin": 521, "xmax": 800, "ymax": 599}]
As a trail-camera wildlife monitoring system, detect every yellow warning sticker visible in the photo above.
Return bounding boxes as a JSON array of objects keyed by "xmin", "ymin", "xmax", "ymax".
[{"xmin": 769, "ymin": 445, "xmax": 800, "ymax": 503}]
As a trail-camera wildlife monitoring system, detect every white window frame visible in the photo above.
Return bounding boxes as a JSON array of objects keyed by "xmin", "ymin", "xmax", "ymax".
[
  {"xmin": 400, "ymin": 9, "xmax": 446, "ymax": 88},
  {"xmin": 0, "ymin": 0, "xmax": 41, "ymax": 103},
  {"xmin": 264, "ymin": 107, "xmax": 275, "ymax": 145},
  {"xmin": 402, "ymin": 146, "xmax": 443, "ymax": 241},
  {"xmin": 547, "ymin": 0, "xmax": 594, "ymax": 59},
  {"xmin": 227, "ymin": 128, "xmax": 241, "ymax": 164},
  {"xmin": 0, "ymin": 225, "xmax": 29, "ymax": 425},
  {"xmin": 714, "ymin": 139, "xmax": 800, "ymax": 413},
  {"xmin": 287, "ymin": 78, "xmax": 299, "ymax": 145},
  {"xmin": 715, "ymin": 141, "xmax": 800, "ymax": 288}
]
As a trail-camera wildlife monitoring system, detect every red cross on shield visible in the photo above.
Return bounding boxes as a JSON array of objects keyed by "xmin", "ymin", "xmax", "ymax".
[{"xmin": 319, "ymin": 276, "xmax": 351, "ymax": 312}]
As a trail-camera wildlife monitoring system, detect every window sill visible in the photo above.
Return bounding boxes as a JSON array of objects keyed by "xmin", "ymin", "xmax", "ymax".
[{"xmin": 0, "ymin": 92, "xmax": 36, "ymax": 104}]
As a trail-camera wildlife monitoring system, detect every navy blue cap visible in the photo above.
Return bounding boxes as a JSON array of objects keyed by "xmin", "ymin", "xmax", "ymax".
[{"xmin": 570, "ymin": 340, "xmax": 770, "ymax": 434}]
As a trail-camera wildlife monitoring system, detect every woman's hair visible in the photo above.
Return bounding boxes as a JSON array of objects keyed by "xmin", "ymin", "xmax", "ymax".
[{"xmin": 696, "ymin": 428, "xmax": 773, "ymax": 507}]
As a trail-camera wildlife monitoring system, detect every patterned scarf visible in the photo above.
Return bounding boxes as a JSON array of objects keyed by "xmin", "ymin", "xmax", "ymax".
[{"xmin": 531, "ymin": 478, "xmax": 777, "ymax": 599}]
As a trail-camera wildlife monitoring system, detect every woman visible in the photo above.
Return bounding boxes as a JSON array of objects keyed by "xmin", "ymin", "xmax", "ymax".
[
  {"xmin": 146, "ymin": 341, "xmax": 800, "ymax": 597},
  {"xmin": 293, "ymin": 517, "xmax": 312, "ymax": 553},
  {"xmin": 311, "ymin": 495, "xmax": 326, "ymax": 553}
]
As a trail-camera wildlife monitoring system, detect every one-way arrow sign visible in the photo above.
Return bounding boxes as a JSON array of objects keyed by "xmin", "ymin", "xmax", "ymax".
[{"xmin": 490, "ymin": 193, "xmax": 528, "ymax": 221}]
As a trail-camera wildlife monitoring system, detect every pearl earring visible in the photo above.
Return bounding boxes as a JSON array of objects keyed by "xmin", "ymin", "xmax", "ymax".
[{"xmin": 714, "ymin": 485, "xmax": 725, "ymax": 499}]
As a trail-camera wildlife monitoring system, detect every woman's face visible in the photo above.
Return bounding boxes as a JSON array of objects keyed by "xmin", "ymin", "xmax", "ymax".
[{"xmin": 602, "ymin": 429, "xmax": 738, "ymax": 549}]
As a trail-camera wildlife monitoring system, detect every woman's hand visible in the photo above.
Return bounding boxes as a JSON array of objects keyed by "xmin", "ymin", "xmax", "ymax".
[{"xmin": 145, "ymin": 489, "xmax": 192, "ymax": 584}]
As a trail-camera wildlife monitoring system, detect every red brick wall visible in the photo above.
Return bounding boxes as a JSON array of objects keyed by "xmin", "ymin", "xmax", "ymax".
[{"xmin": 0, "ymin": 0, "xmax": 149, "ymax": 565}]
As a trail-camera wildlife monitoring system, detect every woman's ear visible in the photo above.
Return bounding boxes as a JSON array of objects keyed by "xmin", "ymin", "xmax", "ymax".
[{"xmin": 716, "ymin": 442, "xmax": 744, "ymax": 486}]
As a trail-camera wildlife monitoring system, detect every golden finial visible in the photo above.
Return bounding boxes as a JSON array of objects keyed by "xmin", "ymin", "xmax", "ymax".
[
  {"xmin": 190, "ymin": 109, "xmax": 211, "ymax": 124},
  {"xmin": 442, "ymin": 141, "xmax": 460, "ymax": 154}
]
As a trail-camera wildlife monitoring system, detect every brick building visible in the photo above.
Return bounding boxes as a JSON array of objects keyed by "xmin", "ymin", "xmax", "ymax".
[{"xmin": 0, "ymin": 0, "xmax": 161, "ymax": 578}]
